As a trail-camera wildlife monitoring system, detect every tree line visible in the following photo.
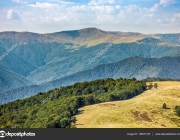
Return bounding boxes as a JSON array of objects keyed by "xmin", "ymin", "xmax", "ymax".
[{"xmin": 0, "ymin": 78, "xmax": 146, "ymax": 128}]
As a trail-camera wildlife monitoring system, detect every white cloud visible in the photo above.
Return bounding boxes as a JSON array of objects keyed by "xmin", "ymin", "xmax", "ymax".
[
  {"xmin": 67, "ymin": 5, "xmax": 115, "ymax": 14},
  {"xmin": 88, "ymin": 0, "xmax": 115, "ymax": 5},
  {"xmin": 11, "ymin": 0, "xmax": 28, "ymax": 4},
  {"xmin": 159, "ymin": 0, "xmax": 177, "ymax": 5},
  {"xmin": 91, "ymin": 6, "xmax": 115, "ymax": 14},
  {"xmin": 58, "ymin": 1, "xmax": 74, "ymax": 5},
  {"xmin": 6, "ymin": 9, "xmax": 19, "ymax": 20},
  {"xmin": 115, "ymin": 5, "xmax": 121, "ymax": 9},
  {"xmin": 7, "ymin": 9, "xmax": 13, "ymax": 19},
  {"xmin": 28, "ymin": 2, "xmax": 58, "ymax": 8},
  {"xmin": 157, "ymin": 18, "xmax": 162, "ymax": 23},
  {"xmin": 174, "ymin": 13, "xmax": 180, "ymax": 18},
  {"xmin": 125, "ymin": 4, "xmax": 138, "ymax": 12},
  {"xmin": 53, "ymin": 16, "xmax": 69, "ymax": 22},
  {"xmin": 11, "ymin": 0, "xmax": 21, "ymax": 3},
  {"xmin": 1, "ymin": 0, "xmax": 179, "ymax": 33}
]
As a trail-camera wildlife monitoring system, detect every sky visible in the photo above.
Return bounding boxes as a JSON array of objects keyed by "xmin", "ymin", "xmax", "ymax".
[{"xmin": 0, "ymin": 0, "xmax": 180, "ymax": 33}]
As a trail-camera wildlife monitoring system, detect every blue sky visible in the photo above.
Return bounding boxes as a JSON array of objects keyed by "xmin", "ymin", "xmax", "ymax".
[{"xmin": 0, "ymin": 0, "xmax": 179, "ymax": 33}]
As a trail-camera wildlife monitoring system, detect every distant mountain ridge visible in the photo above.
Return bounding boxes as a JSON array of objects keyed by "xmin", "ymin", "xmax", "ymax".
[
  {"xmin": 1, "ymin": 55, "xmax": 180, "ymax": 104},
  {"xmin": 0, "ymin": 27, "xmax": 180, "ymax": 104},
  {"xmin": 1, "ymin": 28, "xmax": 180, "ymax": 46},
  {"xmin": 0, "ymin": 66, "xmax": 32, "ymax": 93},
  {"xmin": 0, "ymin": 28, "xmax": 143, "ymax": 45},
  {"xmin": 1, "ymin": 37, "xmax": 180, "ymax": 85}
]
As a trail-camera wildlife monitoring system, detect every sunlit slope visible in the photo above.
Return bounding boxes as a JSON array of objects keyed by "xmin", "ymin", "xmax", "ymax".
[
  {"xmin": 46, "ymin": 28, "xmax": 144, "ymax": 48},
  {"xmin": 0, "ymin": 28, "xmax": 143, "ymax": 48},
  {"xmin": 76, "ymin": 81, "xmax": 180, "ymax": 128}
]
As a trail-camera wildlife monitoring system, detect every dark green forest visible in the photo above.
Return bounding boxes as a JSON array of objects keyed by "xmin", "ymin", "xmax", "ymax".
[
  {"xmin": 0, "ymin": 78, "xmax": 146, "ymax": 128},
  {"xmin": 143, "ymin": 77, "xmax": 180, "ymax": 82}
]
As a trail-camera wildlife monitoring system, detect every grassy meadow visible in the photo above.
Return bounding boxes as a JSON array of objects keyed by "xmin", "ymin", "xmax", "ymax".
[{"xmin": 76, "ymin": 81, "xmax": 180, "ymax": 128}]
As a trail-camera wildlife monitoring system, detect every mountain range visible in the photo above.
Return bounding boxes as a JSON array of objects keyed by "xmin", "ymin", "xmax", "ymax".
[{"xmin": 0, "ymin": 27, "xmax": 180, "ymax": 104}]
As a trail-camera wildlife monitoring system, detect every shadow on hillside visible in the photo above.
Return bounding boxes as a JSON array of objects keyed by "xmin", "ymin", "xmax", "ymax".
[{"xmin": 76, "ymin": 110, "xmax": 84, "ymax": 115}]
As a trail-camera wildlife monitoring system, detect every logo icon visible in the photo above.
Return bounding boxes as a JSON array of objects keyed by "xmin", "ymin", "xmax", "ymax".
[{"xmin": 0, "ymin": 131, "xmax": 6, "ymax": 138}]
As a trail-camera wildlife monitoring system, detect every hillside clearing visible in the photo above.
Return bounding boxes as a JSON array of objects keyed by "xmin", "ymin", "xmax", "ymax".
[{"xmin": 75, "ymin": 81, "xmax": 180, "ymax": 128}]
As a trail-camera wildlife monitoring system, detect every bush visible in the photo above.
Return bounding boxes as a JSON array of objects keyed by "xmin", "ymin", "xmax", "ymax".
[
  {"xmin": 162, "ymin": 103, "xmax": 166, "ymax": 109},
  {"xmin": 154, "ymin": 83, "xmax": 158, "ymax": 88},
  {"xmin": 175, "ymin": 106, "xmax": 180, "ymax": 116}
]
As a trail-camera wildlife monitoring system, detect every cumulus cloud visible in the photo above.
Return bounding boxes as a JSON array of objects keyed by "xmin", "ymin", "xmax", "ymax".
[
  {"xmin": 57, "ymin": 1, "xmax": 74, "ymax": 5},
  {"xmin": 88, "ymin": 0, "xmax": 115, "ymax": 5},
  {"xmin": 1, "ymin": 0, "xmax": 180, "ymax": 33},
  {"xmin": 28, "ymin": 2, "xmax": 58, "ymax": 8},
  {"xmin": 159, "ymin": 0, "xmax": 177, "ymax": 5},
  {"xmin": 11, "ymin": 0, "xmax": 21, "ymax": 3},
  {"xmin": 68, "ymin": 5, "xmax": 115, "ymax": 14},
  {"xmin": 11, "ymin": 0, "xmax": 28, "ymax": 4},
  {"xmin": 6, "ymin": 9, "xmax": 19, "ymax": 20}
]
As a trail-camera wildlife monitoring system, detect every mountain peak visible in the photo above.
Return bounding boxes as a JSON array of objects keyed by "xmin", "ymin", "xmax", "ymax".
[
  {"xmin": 79, "ymin": 27, "xmax": 103, "ymax": 33},
  {"xmin": 80, "ymin": 27, "xmax": 100, "ymax": 30}
]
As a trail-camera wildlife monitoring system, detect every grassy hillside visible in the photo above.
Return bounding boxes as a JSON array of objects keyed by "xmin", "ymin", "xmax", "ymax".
[
  {"xmin": 76, "ymin": 81, "xmax": 180, "ymax": 128},
  {"xmin": 0, "ymin": 78, "xmax": 146, "ymax": 128}
]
